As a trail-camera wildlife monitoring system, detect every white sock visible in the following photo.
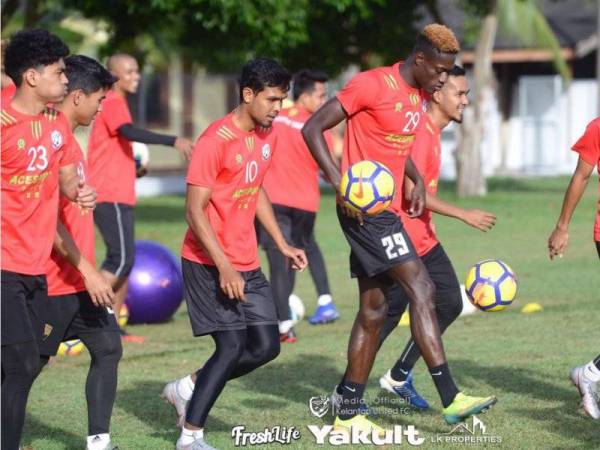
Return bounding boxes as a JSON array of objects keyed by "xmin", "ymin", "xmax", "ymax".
[
  {"xmin": 317, "ymin": 294, "xmax": 333, "ymax": 306},
  {"xmin": 584, "ymin": 361, "xmax": 600, "ymax": 383},
  {"xmin": 87, "ymin": 433, "xmax": 110, "ymax": 450},
  {"xmin": 178, "ymin": 426, "xmax": 204, "ymax": 445},
  {"xmin": 279, "ymin": 320, "xmax": 293, "ymax": 334},
  {"xmin": 177, "ymin": 374, "xmax": 195, "ymax": 400}
]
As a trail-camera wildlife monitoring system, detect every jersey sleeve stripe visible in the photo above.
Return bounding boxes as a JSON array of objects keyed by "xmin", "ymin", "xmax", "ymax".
[
  {"xmin": 216, "ymin": 128, "xmax": 234, "ymax": 141},
  {"xmin": 220, "ymin": 125, "xmax": 236, "ymax": 139},
  {"xmin": 0, "ymin": 110, "xmax": 17, "ymax": 125}
]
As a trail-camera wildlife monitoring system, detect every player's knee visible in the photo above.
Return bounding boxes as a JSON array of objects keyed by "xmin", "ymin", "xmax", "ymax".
[
  {"xmin": 90, "ymin": 333, "xmax": 123, "ymax": 366},
  {"xmin": 411, "ymin": 274, "xmax": 436, "ymax": 308},
  {"xmin": 360, "ymin": 300, "xmax": 388, "ymax": 326},
  {"xmin": 257, "ymin": 340, "xmax": 281, "ymax": 366}
]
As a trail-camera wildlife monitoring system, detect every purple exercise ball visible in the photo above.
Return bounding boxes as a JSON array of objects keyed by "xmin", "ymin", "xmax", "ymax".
[{"xmin": 125, "ymin": 240, "xmax": 183, "ymax": 324}]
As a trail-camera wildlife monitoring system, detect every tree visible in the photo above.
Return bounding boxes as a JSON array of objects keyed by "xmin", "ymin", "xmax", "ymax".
[
  {"xmin": 2, "ymin": 0, "xmax": 422, "ymax": 76},
  {"xmin": 454, "ymin": 0, "xmax": 570, "ymax": 197}
]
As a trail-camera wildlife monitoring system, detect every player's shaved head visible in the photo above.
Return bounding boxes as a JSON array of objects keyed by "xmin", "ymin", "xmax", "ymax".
[
  {"xmin": 106, "ymin": 53, "xmax": 136, "ymax": 72},
  {"xmin": 106, "ymin": 53, "xmax": 140, "ymax": 94}
]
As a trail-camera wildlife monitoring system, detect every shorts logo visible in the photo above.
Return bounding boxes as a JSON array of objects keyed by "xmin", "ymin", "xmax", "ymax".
[
  {"xmin": 43, "ymin": 323, "xmax": 53, "ymax": 340},
  {"xmin": 51, "ymin": 130, "xmax": 63, "ymax": 149},
  {"xmin": 262, "ymin": 143, "xmax": 270, "ymax": 160}
]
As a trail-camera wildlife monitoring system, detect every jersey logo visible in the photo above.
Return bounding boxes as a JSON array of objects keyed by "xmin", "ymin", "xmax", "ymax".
[
  {"xmin": 0, "ymin": 109, "xmax": 17, "ymax": 126},
  {"xmin": 383, "ymin": 74, "xmax": 399, "ymax": 90},
  {"xmin": 17, "ymin": 138, "xmax": 26, "ymax": 150},
  {"xmin": 245, "ymin": 136, "xmax": 254, "ymax": 152},
  {"xmin": 261, "ymin": 143, "xmax": 271, "ymax": 160},
  {"xmin": 216, "ymin": 125, "xmax": 236, "ymax": 141},
  {"xmin": 30, "ymin": 120, "xmax": 42, "ymax": 139},
  {"xmin": 235, "ymin": 153, "xmax": 243, "ymax": 164},
  {"xmin": 51, "ymin": 130, "xmax": 63, "ymax": 149},
  {"xmin": 395, "ymin": 102, "xmax": 403, "ymax": 112}
]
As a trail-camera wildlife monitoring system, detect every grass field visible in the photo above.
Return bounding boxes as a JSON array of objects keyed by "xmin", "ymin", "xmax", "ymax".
[{"xmin": 23, "ymin": 177, "xmax": 600, "ymax": 449}]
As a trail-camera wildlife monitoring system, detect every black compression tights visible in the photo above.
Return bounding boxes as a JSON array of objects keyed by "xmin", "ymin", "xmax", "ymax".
[
  {"xmin": 1, "ymin": 340, "xmax": 40, "ymax": 450},
  {"xmin": 266, "ymin": 239, "xmax": 331, "ymax": 322},
  {"xmin": 185, "ymin": 325, "xmax": 280, "ymax": 427},
  {"xmin": 265, "ymin": 248, "xmax": 295, "ymax": 322},
  {"xmin": 380, "ymin": 289, "xmax": 463, "ymax": 380},
  {"xmin": 37, "ymin": 332, "xmax": 122, "ymax": 436}
]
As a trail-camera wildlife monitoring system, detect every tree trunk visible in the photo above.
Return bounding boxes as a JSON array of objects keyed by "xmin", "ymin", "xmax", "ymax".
[{"xmin": 456, "ymin": 6, "xmax": 497, "ymax": 197}]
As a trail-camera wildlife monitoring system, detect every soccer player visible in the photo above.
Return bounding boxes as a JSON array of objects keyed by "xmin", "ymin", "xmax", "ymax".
[
  {"xmin": 303, "ymin": 24, "xmax": 496, "ymax": 431},
  {"xmin": 162, "ymin": 58, "xmax": 307, "ymax": 450},
  {"xmin": 377, "ymin": 65, "xmax": 497, "ymax": 409},
  {"xmin": 87, "ymin": 53, "xmax": 194, "ymax": 343},
  {"xmin": 34, "ymin": 55, "xmax": 123, "ymax": 450},
  {"xmin": 1, "ymin": 39, "xmax": 16, "ymax": 105},
  {"xmin": 1, "ymin": 29, "xmax": 96, "ymax": 450},
  {"xmin": 260, "ymin": 69, "xmax": 340, "ymax": 342},
  {"xmin": 548, "ymin": 116, "xmax": 600, "ymax": 419}
]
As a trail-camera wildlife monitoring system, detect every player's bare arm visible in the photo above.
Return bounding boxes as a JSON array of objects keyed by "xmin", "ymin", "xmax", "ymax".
[
  {"xmin": 303, "ymin": 98, "xmax": 365, "ymax": 222},
  {"xmin": 186, "ymin": 184, "xmax": 245, "ymax": 300},
  {"xmin": 404, "ymin": 157, "xmax": 426, "ymax": 217},
  {"xmin": 255, "ymin": 188, "xmax": 307, "ymax": 272},
  {"xmin": 403, "ymin": 176, "xmax": 496, "ymax": 231},
  {"xmin": 58, "ymin": 163, "xmax": 97, "ymax": 209},
  {"xmin": 548, "ymin": 156, "xmax": 595, "ymax": 259},
  {"xmin": 302, "ymin": 97, "xmax": 345, "ymax": 188},
  {"xmin": 54, "ymin": 221, "xmax": 114, "ymax": 307}
]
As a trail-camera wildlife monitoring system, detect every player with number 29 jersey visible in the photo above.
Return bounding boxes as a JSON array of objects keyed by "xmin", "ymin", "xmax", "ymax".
[{"xmin": 338, "ymin": 61, "xmax": 426, "ymax": 216}]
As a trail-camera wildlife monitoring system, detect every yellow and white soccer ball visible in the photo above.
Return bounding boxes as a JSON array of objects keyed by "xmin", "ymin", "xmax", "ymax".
[
  {"xmin": 340, "ymin": 160, "xmax": 395, "ymax": 215},
  {"xmin": 119, "ymin": 303, "xmax": 129, "ymax": 328},
  {"xmin": 465, "ymin": 259, "xmax": 518, "ymax": 312},
  {"xmin": 57, "ymin": 339, "xmax": 85, "ymax": 356}
]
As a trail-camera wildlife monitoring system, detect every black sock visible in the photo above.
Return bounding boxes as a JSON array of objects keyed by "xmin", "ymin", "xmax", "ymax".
[
  {"xmin": 390, "ymin": 341, "xmax": 419, "ymax": 382},
  {"xmin": 429, "ymin": 363, "xmax": 459, "ymax": 408},
  {"xmin": 337, "ymin": 381, "xmax": 365, "ymax": 420}
]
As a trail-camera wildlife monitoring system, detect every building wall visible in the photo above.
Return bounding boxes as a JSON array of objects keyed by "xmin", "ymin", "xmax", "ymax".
[{"xmin": 440, "ymin": 76, "xmax": 598, "ymax": 180}]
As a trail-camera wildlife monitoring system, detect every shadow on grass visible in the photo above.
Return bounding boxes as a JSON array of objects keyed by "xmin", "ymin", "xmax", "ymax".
[
  {"xmin": 451, "ymin": 358, "xmax": 599, "ymax": 445},
  {"xmin": 238, "ymin": 352, "xmax": 342, "ymax": 407},
  {"xmin": 117, "ymin": 379, "xmax": 234, "ymax": 443},
  {"xmin": 22, "ymin": 415, "xmax": 83, "ymax": 449}
]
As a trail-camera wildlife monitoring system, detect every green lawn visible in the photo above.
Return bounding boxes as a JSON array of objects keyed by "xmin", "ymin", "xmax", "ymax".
[{"xmin": 23, "ymin": 177, "xmax": 600, "ymax": 449}]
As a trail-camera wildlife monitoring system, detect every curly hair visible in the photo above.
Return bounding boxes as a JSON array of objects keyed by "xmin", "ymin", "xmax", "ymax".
[
  {"xmin": 238, "ymin": 58, "xmax": 290, "ymax": 101},
  {"xmin": 4, "ymin": 29, "xmax": 69, "ymax": 87},
  {"xmin": 415, "ymin": 24, "xmax": 460, "ymax": 55}
]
